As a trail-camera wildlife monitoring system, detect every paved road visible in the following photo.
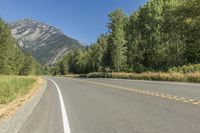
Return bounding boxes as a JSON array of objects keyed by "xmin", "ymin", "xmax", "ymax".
[{"xmin": 19, "ymin": 77, "xmax": 200, "ymax": 133}]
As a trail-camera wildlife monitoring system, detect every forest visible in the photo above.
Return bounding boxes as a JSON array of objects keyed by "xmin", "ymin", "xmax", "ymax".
[
  {"xmin": 52, "ymin": 0, "xmax": 200, "ymax": 75},
  {"xmin": 0, "ymin": 0, "xmax": 200, "ymax": 76}
]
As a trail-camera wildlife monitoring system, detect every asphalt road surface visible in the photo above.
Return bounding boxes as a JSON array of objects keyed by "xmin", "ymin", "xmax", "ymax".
[{"xmin": 19, "ymin": 77, "xmax": 200, "ymax": 133}]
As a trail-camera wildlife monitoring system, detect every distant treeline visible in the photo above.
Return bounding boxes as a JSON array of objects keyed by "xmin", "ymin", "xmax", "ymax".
[
  {"xmin": 0, "ymin": 18, "xmax": 43, "ymax": 75},
  {"xmin": 51, "ymin": 0, "xmax": 200, "ymax": 75}
]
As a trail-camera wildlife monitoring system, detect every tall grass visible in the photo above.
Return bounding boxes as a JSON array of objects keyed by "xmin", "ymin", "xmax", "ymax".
[
  {"xmin": 0, "ymin": 76, "xmax": 37, "ymax": 104},
  {"xmin": 80, "ymin": 72, "xmax": 200, "ymax": 83}
]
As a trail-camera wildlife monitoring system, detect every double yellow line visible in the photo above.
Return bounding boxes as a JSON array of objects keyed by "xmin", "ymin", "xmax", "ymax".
[{"xmin": 69, "ymin": 78, "xmax": 200, "ymax": 106}]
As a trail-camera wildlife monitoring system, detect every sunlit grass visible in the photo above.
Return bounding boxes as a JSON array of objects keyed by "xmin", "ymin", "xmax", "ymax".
[
  {"xmin": 0, "ymin": 76, "xmax": 37, "ymax": 104},
  {"xmin": 81, "ymin": 72, "xmax": 200, "ymax": 83}
]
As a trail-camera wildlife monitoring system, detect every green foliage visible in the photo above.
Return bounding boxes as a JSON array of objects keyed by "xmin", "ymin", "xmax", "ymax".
[
  {"xmin": 51, "ymin": 55, "xmax": 70, "ymax": 75},
  {"xmin": 50, "ymin": 65, "xmax": 60, "ymax": 76},
  {"xmin": 2, "ymin": 0, "xmax": 200, "ymax": 77},
  {"xmin": 107, "ymin": 9, "xmax": 127, "ymax": 71},
  {"xmin": 70, "ymin": 49, "xmax": 90, "ymax": 74},
  {"xmin": 175, "ymin": 0, "xmax": 200, "ymax": 64},
  {"xmin": 87, "ymin": 44, "xmax": 103, "ymax": 72},
  {"xmin": 0, "ymin": 18, "xmax": 20, "ymax": 74},
  {"xmin": 126, "ymin": 0, "xmax": 184, "ymax": 70},
  {"xmin": 169, "ymin": 64, "xmax": 200, "ymax": 73},
  {"xmin": 19, "ymin": 54, "xmax": 35, "ymax": 75},
  {"xmin": 51, "ymin": 0, "xmax": 200, "ymax": 75},
  {"xmin": 96, "ymin": 34, "xmax": 109, "ymax": 70},
  {"xmin": 81, "ymin": 72, "xmax": 200, "ymax": 83},
  {"xmin": 0, "ymin": 18, "xmax": 43, "ymax": 76},
  {"xmin": 58, "ymin": 56, "xmax": 69, "ymax": 75}
]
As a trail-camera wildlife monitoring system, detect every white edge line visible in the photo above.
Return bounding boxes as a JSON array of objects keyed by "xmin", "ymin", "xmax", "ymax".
[{"xmin": 48, "ymin": 78, "xmax": 70, "ymax": 133}]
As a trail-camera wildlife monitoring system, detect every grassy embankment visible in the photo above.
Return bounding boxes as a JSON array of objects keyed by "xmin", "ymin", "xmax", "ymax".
[
  {"xmin": 80, "ymin": 64, "xmax": 200, "ymax": 83},
  {"xmin": 0, "ymin": 76, "xmax": 40, "ymax": 104},
  {"xmin": 0, "ymin": 76, "xmax": 42, "ymax": 120}
]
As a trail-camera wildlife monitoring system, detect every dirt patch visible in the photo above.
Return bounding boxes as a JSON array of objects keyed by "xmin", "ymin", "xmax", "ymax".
[{"xmin": 0, "ymin": 77, "xmax": 44, "ymax": 122}]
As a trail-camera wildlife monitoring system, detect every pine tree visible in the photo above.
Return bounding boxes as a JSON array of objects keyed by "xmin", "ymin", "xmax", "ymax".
[{"xmin": 0, "ymin": 18, "xmax": 20, "ymax": 74}]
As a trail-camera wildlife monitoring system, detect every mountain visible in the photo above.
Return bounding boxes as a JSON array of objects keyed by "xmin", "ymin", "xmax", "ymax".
[{"xmin": 9, "ymin": 19, "xmax": 84, "ymax": 65}]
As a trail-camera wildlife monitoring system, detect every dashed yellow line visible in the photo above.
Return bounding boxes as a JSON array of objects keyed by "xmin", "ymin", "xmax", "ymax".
[{"xmin": 69, "ymin": 78, "xmax": 200, "ymax": 106}]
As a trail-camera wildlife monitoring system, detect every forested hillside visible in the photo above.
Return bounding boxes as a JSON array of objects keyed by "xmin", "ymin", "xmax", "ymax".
[
  {"xmin": 0, "ymin": 18, "xmax": 43, "ymax": 75},
  {"xmin": 52, "ymin": 0, "xmax": 200, "ymax": 75}
]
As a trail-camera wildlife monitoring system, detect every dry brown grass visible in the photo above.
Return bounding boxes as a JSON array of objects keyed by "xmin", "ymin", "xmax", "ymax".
[{"xmin": 64, "ymin": 74, "xmax": 80, "ymax": 78}]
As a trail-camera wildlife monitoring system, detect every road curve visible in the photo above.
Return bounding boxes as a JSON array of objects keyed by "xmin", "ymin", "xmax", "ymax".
[{"xmin": 19, "ymin": 77, "xmax": 200, "ymax": 133}]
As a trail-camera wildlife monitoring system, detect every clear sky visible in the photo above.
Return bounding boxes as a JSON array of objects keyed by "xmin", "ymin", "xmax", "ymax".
[{"xmin": 0, "ymin": 0, "xmax": 147, "ymax": 44}]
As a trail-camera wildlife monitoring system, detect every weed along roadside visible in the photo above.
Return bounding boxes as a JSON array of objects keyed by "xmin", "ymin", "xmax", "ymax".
[
  {"xmin": 79, "ymin": 72, "xmax": 200, "ymax": 83},
  {"xmin": 0, "ymin": 76, "xmax": 44, "ymax": 121}
]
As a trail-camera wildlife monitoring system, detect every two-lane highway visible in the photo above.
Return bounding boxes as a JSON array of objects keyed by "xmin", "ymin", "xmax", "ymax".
[{"xmin": 19, "ymin": 77, "xmax": 200, "ymax": 133}]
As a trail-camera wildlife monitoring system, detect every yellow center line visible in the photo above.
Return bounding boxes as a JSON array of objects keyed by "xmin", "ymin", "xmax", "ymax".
[{"xmin": 68, "ymin": 78, "xmax": 200, "ymax": 106}]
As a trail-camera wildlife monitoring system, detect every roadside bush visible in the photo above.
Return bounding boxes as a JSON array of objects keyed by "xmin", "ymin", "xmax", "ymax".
[
  {"xmin": 169, "ymin": 64, "xmax": 200, "ymax": 73},
  {"xmin": 80, "ymin": 72, "xmax": 200, "ymax": 83}
]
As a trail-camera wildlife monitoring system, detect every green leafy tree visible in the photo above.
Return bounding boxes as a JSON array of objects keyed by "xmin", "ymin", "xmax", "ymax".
[
  {"xmin": 68, "ymin": 49, "xmax": 89, "ymax": 74},
  {"xmin": 87, "ymin": 44, "xmax": 103, "ymax": 72},
  {"xmin": 160, "ymin": 0, "xmax": 185, "ymax": 68},
  {"xmin": 136, "ymin": 0, "xmax": 164, "ymax": 70},
  {"xmin": 19, "ymin": 54, "xmax": 37, "ymax": 75},
  {"xmin": 58, "ymin": 55, "xmax": 69, "ymax": 75},
  {"xmin": 50, "ymin": 64, "xmax": 60, "ymax": 76},
  {"xmin": 96, "ymin": 34, "xmax": 109, "ymax": 70},
  {"xmin": 175, "ymin": 0, "xmax": 200, "ymax": 64},
  {"xmin": 126, "ymin": 11, "xmax": 146, "ymax": 72},
  {"xmin": 107, "ymin": 9, "xmax": 128, "ymax": 71},
  {"xmin": 49, "ymin": 0, "xmax": 200, "ymax": 74}
]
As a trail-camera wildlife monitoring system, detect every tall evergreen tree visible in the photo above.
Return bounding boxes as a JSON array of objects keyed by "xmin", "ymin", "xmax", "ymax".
[{"xmin": 0, "ymin": 18, "xmax": 21, "ymax": 74}]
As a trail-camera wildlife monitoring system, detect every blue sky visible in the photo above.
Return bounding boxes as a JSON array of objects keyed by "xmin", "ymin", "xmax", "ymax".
[{"xmin": 0, "ymin": 0, "xmax": 147, "ymax": 44}]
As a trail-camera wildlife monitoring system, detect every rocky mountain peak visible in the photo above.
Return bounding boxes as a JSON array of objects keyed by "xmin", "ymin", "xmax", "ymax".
[{"xmin": 9, "ymin": 18, "xmax": 83, "ymax": 65}]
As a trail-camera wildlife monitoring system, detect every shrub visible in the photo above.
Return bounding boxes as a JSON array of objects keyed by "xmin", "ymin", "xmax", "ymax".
[
  {"xmin": 169, "ymin": 64, "xmax": 200, "ymax": 73},
  {"xmin": 80, "ymin": 72, "xmax": 200, "ymax": 83}
]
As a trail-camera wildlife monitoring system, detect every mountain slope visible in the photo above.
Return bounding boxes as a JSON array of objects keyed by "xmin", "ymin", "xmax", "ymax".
[{"xmin": 9, "ymin": 19, "xmax": 83, "ymax": 65}]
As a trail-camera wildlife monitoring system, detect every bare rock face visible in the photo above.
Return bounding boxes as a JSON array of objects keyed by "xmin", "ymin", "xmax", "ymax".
[{"xmin": 9, "ymin": 19, "xmax": 83, "ymax": 65}]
